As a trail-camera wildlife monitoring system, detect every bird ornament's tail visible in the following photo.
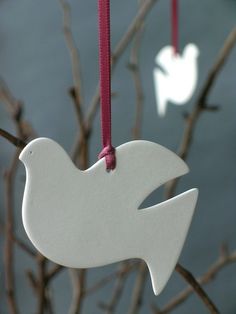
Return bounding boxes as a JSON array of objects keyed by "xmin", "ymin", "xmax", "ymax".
[{"xmin": 141, "ymin": 189, "xmax": 198, "ymax": 295}]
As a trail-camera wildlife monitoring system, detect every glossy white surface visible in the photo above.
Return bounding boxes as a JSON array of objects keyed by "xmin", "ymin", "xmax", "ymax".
[
  {"xmin": 153, "ymin": 43, "xmax": 199, "ymax": 117},
  {"xmin": 19, "ymin": 138, "xmax": 198, "ymax": 295}
]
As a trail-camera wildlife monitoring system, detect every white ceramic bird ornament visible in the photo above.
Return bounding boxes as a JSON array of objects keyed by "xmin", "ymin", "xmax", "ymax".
[
  {"xmin": 20, "ymin": 138, "xmax": 198, "ymax": 295},
  {"xmin": 153, "ymin": 43, "xmax": 199, "ymax": 117}
]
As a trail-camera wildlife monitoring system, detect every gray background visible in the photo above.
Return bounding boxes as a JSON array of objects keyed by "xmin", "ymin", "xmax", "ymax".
[{"xmin": 0, "ymin": 0, "xmax": 236, "ymax": 313}]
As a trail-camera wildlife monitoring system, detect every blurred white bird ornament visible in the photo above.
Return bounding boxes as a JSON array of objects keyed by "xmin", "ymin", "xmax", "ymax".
[
  {"xmin": 153, "ymin": 43, "xmax": 199, "ymax": 117},
  {"xmin": 20, "ymin": 138, "xmax": 198, "ymax": 295}
]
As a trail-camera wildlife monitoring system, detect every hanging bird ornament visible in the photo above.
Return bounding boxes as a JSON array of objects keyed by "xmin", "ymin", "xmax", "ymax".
[
  {"xmin": 153, "ymin": 43, "xmax": 199, "ymax": 117},
  {"xmin": 20, "ymin": 0, "xmax": 198, "ymax": 296},
  {"xmin": 20, "ymin": 138, "xmax": 198, "ymax": 295},
  {"xmin": 153, "ymin": 0, "xmax": 199, "ymax": 117}
]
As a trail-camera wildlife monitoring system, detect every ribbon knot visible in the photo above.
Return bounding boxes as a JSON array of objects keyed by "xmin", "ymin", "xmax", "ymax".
[{"xmin": 98, "ymin": 145, "xmax": 116, "ymax": 170}]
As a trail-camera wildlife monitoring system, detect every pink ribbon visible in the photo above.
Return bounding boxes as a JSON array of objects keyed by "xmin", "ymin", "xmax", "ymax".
[
  {"xmin": 171, "ymin": 0, "xmax": 179, "ymax": 55},
  {"xmin": 98, "ymin": 0, "xmax": 116, "ymax": 170}
]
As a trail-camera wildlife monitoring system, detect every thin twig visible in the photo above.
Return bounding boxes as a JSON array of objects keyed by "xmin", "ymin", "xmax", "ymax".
[
  {"xmin": 165, "ymin": 27, "xmax": 236, "ymax": 198},
  {"xmin": 58, "ymin": 0, "xmax": 84, "ymax": 123},
  {"xmin": 98, "ymin": 262, "xmax": 132, "ymax": 314},
  {"xmin": 126, "ymin": 2, "xmax": 147, "ymax": 313},
  {"xmin": 4, "ymin": 152, "xmax": 20, "ymax": 314},
  {"xmin": 1, "ymin": 80, "xmax": 35, "ymax": 314},
  {"xmin": 0, "ymin": 81, "xmax": 51, "ymax": 314},
  {"xmin": 71, "ymin": 0, "xmax": 160, "ymax": 160},
  {"xmin": 128, "ymin": 11, "xmax": 145, "ymax": 140},
  {"xmin": 152, "ymin": 249, "xmax": 236, "ymax": 314},
  {"xmin": 68, "ymin": 269, "xmax": 86, "ymax": 314},
  {"xmin": 57, "ymin": 0, "xmax": 89, "ymax": 169},
  {"xmin": 73, "ymin": 0, "xmax": 158, "ymax": 169},
  {"xmin": 57, "ymin": 3, "xmax": 89, "ymax": 310},
  {"xmin": 128, "ymin": 262, "xmax": 148, "ymax": 314},
  {"xmin": 86, "ymin": 262, "xmax": 138, "ymax": 296},
  {"xmin": 175, "ymin": 264, "xmax": 220, "ymax": 314},
  {"xmin": 0, "ymin": 224, "xmax": 36, "ymax": 257},
  {"xmin": 156, "ymin": 27, "xmax": 236, "ymax": 314},
  {"xmin": 46, "ymin": 265, "xmax": 64, "ymax": 282},
  {"xmin": 26, "ymin": 270, "xmax": 38, "ymax": 292},
  {"xmin": 0, "ymin": 81, "xmax": 35, "ymax": 141},
  {"xmin": 0, "ymin": 128, "xmax": 26, "ymax": 148},
  {"xmin": 86, "ymin": 0, "xmax": 160, "ymax": 127},
  {"xmin": 13, "ymin": 235, "xmax": 36, "ymax": 257},
  {"xmin": 36, "ymin": 254, "xmax": 48, "ymax": 314}
]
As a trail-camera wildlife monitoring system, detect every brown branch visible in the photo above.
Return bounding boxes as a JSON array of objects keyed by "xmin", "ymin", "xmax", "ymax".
[
  {"xmin": 0, "ymin": 224, "xmax": 35, "ymax": 257},
  {"xmin": 36, "ymin": 254, "xmax": 48, "ymax": 314},
  {"xmin": 46, "ymin": 264, "xmax": 64, "ymax": 282},
  {"xmin": 128, "ymin": 261, "xmax": 148, "ymax": 314},
  {"xmin": 1, "ymin": 80, "xmax": 35, "ymax": 314},
  {"xmin": 4, "ymin": 152, "xmax": 20, "ymax": 314},
  {"xmin": 57, "ymin": 3, "xmax": 89, "ymax": 309},
  {"xmin": 152, "ymin": 249, "xmax": 236, "ymax": 314},
  {"xmin": 27, "ymin": 264, "xmax": 55, "ymax": 314},
  {"xmin": 126, "ymin": 25, "xmax": 236, "ymax": 314},
  {"xmin": 0, "ymin": 80, "xmax": 53, "ymax": 313},
  {"xmin": 68, "ymin": 269, "xmax": 87, "ymax": 314},
  {"xmin": 86, "ymin": 262, "xmax": 137, "ymax": 295},
  {"xmin": 98, "ymin": 262, "xmax": 133, "ymax": 314},
  {"xmin": 0, "ymin": 128, "xmax": 26, "ymax": 149},
  {"xmin": 57, "ymin": 0, "xmax": 89, "ymax": 169},
  {"xmin": 69, "ymin": 0, "xmax": 161, "ymax": 184},
  {"xmin": 13, "ymin": 235, "xmax": 36, "ymax": 257},
  {"xmin": 156, "ymin": 28, "xmax": 236, "ymax": 314},
  {"xmin": 0, "ymin": 81, "xmax": 35, "ymax": 141},
  {"xmin": 165, "ymin": 27, "xmax": 236, "ymax": 198},
  {"xmin": 26, "ymin": 270, "xmax": 38, "ymax": 292},
  {"xmin": 72, "ymin": 0, "xmax": 160, "ymax": 164},
  {"xmin": 86, "ymin": 0, "xmax": 159, "ymax": 127},
  {"xmin": 128, "ymin": 11, "xmax": 145, "ymax": 140},
  {"xmin": 58, "ymin": 0, "xmax": 84, "ymax": 121},
  {"xmin": 175, "ymin": 264, "xmax": 220, "ymax": 314},
  {"xmin": 126, "ymin": 3, "xmax": 148, "ymax": 313}
]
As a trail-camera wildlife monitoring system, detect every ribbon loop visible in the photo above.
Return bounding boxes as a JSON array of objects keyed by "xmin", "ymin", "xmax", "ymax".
[{"xmin": 98, "ymin": 0, "xmax": 116, "ymax": 170}]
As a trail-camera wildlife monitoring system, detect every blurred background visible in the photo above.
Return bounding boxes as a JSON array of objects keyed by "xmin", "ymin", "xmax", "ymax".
[{"xmin": 0, "ymin": 0, "xmax": 236, "ymax": 313}]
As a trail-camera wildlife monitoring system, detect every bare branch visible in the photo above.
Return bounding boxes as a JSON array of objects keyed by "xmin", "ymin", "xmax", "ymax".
[
  {"xmin": 36, "ymin": 254, "xmax": 48, "ymax": 314},
  {"xmin": 85, "ymin": 0, "xmax": 160, "ymax": 137},
  {"xmin": 86, "ymin": 262, "xmax": 138, "ymax": 295},
  {"xmin": 13, "ymin": 235, "xmax": 36, "ymax": 257},
  {"xmin": 0, "ymin": 128, "xmax": 26, "ymax": 149},
  {"xmin": 68, "ymin": 269, "xmax": 86, "ymax": 314},
  {"xmin": 46, "ymin": 265, "xmax": 64, "ymax": 282},
  {"xmin": 128, "ymin": 14, "xmax": 145, "ymax": 140},
  {"xmin": 165, "ymin": 27, "xmax": 236, "ymax": 198},
  {"xmin": 98, "ymin": 262, "xmax": 133, "ymax": 314},
  {"xmin": 0, "ymin": 81, "xmax": 35, "ymax": 141},
  {"xmin": 175, "ymin": 263, "xmax": 220, "ymax": 314},
  {"xmin": 128, "ymin": 262, "xmax": 148, "ymax": 314},
  {"xmin": 58, "ymin": 0, "xmax": 84, "ymax": 119},
  {"xmin": 57, "ymin": 0, "xmax": 88, "ymax": 168},
  {"xmin": 152, "ymin": 249, "xmax": 236, "ymax": 314},
  {"xmin": 4, "ymin": 152, "xmax": 20, "ymax": 314},
  {"xmin": 0, "ymin": 223, "xmax": 35, "ymax": 257}
]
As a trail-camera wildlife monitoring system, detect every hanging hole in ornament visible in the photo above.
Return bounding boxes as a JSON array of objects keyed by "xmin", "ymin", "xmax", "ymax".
[
  {"xmin": 106, "ymin": 168, "xmax": 115, "ymax": 174},
  {"xmin": 29, "ymin": 150, "xmax": 33, "ymax": 155}
]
